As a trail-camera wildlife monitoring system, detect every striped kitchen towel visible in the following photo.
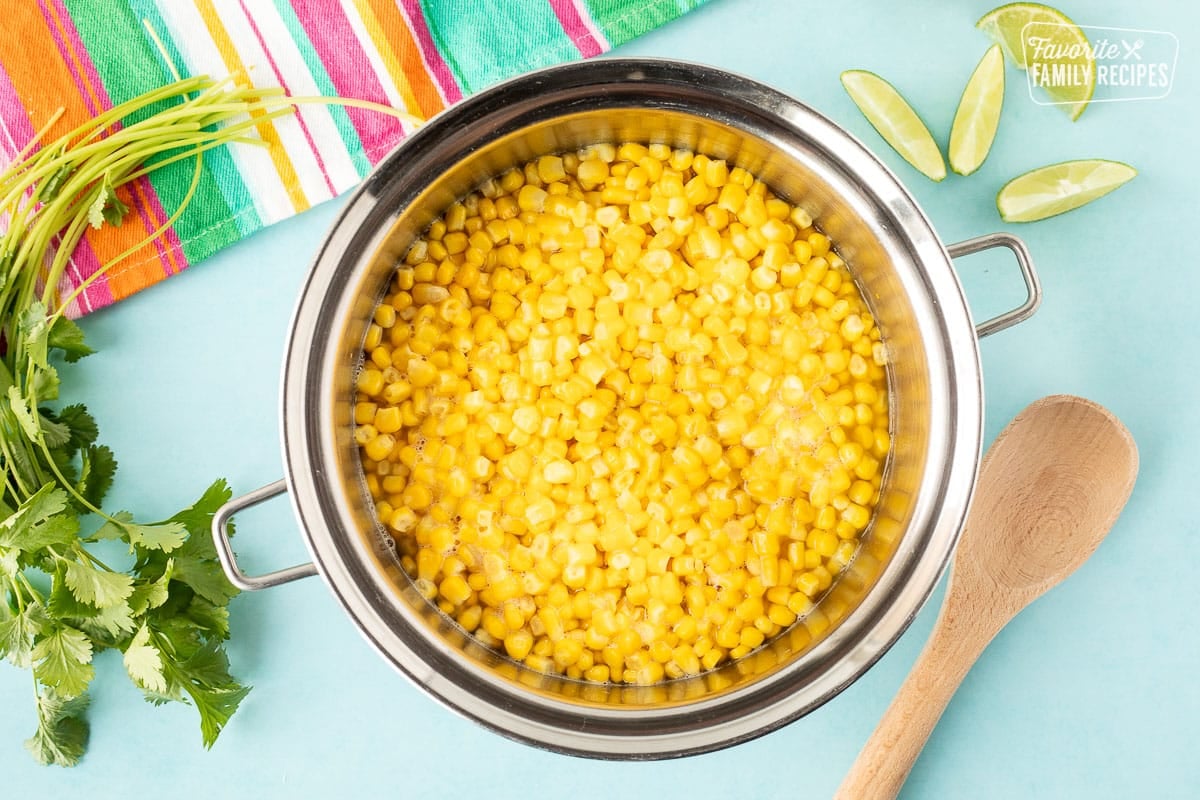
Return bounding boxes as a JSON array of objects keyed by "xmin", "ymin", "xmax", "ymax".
[{"xmin": 0, "ymin": 0, "xmax": 710, "ymax": 317}]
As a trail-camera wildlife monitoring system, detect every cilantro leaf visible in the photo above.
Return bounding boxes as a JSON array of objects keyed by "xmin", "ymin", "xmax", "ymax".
[
  {"xmin": 0, "ymin": 548, "xmax": 17, "ymax": 579},
  {"xmin": 77, "ymin": 602, "xmax": 137, "ymax": 643},
  {"xmin": 37, "ymin": 410, "xmax": 71, "ymax": 448},
  {"xmin": 18, "ymin": 302, "xmax": 50, "ymax": 369},
  {"xmin": 5, "ymin": 482, "xmax": 68, "ymax": 529},
  {"xmin": 152, "ymin": 613, "xmax": 203, "ymax": 651},
  {"xmin": 123, "ymin": 626, "xmax": 167, "ymax": 694},
  {"xmin": 83, "ymin": 179, "xmax": 130, "ymax": 230},
  {"xmin": 7, "ymin": 384, "xmax": 41, "ymax": 441},
  {"xmin": 128, "ymin": 560, "xmax": 173, "ymax": 616},
  {"xmin": 54, "ymin": 404, "xmax": 99, "ymax": 450},
  {"xmin": 170, "ymin": 556, "xmax": 238, "ymax": 606},
  {"xmin": 62, "ymin": 559, "xmax": 133, "ymax": 609},
  {"xmin": 18, "ymin": 513, "xmax": 79, "ymax": 552},
  {"xmin": 157, "ymin": 636, "xmax": 249, "ymax": 748},
  {"xmin": 47, "ymin": 316, "xmax": 93, "ymax": 363},
  {"xmin": 36, "ymin": 160, "xmax": 75, "ymax": 202},
  {"xmin": 141, "ymin": 688, "xmax": 184, "ymax": 706},
  {"xmin": 102, "ymin": 191, "xmax": 130, "ymax": 228},
  {"xmin": 39, "ymin": 406, "xmax": 103, "ymax": 501},
  {"xmin": 193, "ymin": 685, "xmax": 250, "ymax": 749},
  {"xmin": 0, "ymin": 600, "xmax": 48, "ymax": 667},
  {"xmin": 32, "ymin": 626, "xmax": 94, "ymax": 699},
  {"xmin": 91, "ymin": 510, "xmax": 132, "ymax": 542},
  {"xmin": 86, "ymin": 179, "xmax": 130, "ymax": 230},
  {"xmin": 145, "ymin": 587, "xmax": 230, "ymax": 640},
  {"xmin": 47, "ymin": 565, "xmax": 98, "ymax": 619},
  {"xmin": 86, "ymin": 188, "xmax": 107, "ymax": 229},
  {"xmin": 124, "ymin": 585, "xmax": 164, "ymax": 619},
  {"xmin": 94, "ymin": 514, "xmax": 185, "ymax": 553},
  {"xmin": 78, "ymin": 445, "xmax": 117, "ymax": 510},
  {"xmin": 125, "ymin": 521, "xmax": 187, "ymax": 553},
  {"xmin": 0, "ymin": 484, "xmax": 77, "ymax": 552},
  {"xmin": 181, "ymin": 596, "xmax": 231, "ymax": 640},
  {"xmin": 33, "ymin": 364, "xmax": 60, "ymax": 401},
  {"xmin": 165, "ymin": 479, "xmax": 234, "ymax": 548},
  {"xmin": 138, "ymin": 480, "xmax": 238, "ymax": 605},
  {"xmin": 0, "ymin": 513, "xmax": 77, "ymax": 556},
  {"xmin": 25, "ymin": 687, "xmax": 90, "ymax": 768},
  {"xmin": 177, "ymin": 635, "xmax": 238, "ymax": 686},
  {"xmin": 46, "ymin": 564, "xmax": 135, "ymax": 645}
]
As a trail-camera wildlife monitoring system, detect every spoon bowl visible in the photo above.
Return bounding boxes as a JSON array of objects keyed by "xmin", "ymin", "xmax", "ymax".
[
  {"xmin": 956, "ymin": 394, "xmax": 1139, "ymax": 602},
  {"xmin": 836, "ymin": 395, "xmax": 1138, "ymax": 800}
]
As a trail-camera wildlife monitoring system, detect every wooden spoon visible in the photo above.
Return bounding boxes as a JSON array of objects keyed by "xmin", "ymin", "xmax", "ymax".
[{"xmin": 835, "ymin": 395, "xmax": 1138, "ymax": 800}]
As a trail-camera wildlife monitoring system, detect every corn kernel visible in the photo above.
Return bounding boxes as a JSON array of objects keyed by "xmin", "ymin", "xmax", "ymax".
[{"xmin": 504, "ymin": 629, "xmax": 534, "ymax": 660}]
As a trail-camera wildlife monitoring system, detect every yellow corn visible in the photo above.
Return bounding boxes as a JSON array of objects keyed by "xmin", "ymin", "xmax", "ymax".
[{"xmin": 356, "ymin": 142, "xmax": 890, "ymax": 685}]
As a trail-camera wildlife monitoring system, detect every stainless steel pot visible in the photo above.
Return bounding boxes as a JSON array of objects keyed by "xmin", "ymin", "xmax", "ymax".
[{"xmin": 212, "ymin": 59, "xmax": 1040, "ymax": 759}]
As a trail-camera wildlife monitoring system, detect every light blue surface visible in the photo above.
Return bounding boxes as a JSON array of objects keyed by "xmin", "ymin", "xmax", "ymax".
[{"xmin": 3, "ymin": 1, "xmax": 1197, "ymax": 797}]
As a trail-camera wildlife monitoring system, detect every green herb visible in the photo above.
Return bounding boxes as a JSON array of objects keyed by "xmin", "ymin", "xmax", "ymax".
[{"xmin": 0, "ymin": 73, "xmax": 418, "ymax": 765}]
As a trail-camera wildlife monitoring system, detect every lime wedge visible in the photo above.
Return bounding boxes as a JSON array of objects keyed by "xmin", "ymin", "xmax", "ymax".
[
  {"xmin": 997, "ymin": 160, "xmax": 1136, "ymax": 222},
  {"xmin": 977, "ymin": 3, "xmax": 1094, "ymax": 120},
  {"xmin": 949, "ymin": 45, "xmax": 1005, "ymax": 176},
  {"xmin": 840, "ymin": 70, "xmax": 946, "ymax": 182}
]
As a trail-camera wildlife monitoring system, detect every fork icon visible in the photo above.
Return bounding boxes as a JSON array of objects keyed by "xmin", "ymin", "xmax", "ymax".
[{"xmin": 1122, "ymin": 39, "xmax": 1145, "ymax": 60}]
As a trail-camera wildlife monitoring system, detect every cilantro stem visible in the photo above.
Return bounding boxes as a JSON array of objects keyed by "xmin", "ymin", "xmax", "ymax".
[
  {"xmin": 55, "ymin": 147, "xmax": 206, "ymax": 323},
  {"xmin": 38, "ymin": 204, "xmax": 94, "ymax": 310},
  {"xmin": 9, "ymin": 108, "xmax": 65, "ymax": 165},
  {"xmin": 5, "ymin": 576, "xmax": 27, "ymax": 613},
  {"xmin": 73, "ymin": 544, "xmax": 115, "ymax": 574},
  {"xmin": 15, "ymin": 571, "xmax": 43, "ymax": 607},
  {"xmin": 0, "ymin": 409, "xmax": 43, "ymax": 494}
]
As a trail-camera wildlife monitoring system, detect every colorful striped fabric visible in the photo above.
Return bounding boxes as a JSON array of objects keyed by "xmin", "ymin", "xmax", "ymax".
[{"xmin": 0, "ymin": 0, "xmax": 709, "ymax": 317}]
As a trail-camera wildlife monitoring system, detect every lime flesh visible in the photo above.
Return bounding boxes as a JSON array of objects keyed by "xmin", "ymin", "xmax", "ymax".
[
  {"xmin": 950, "ymin": 45, "xmax": 1005, "ymax": 176},
  {"xmin": 997, "ymin": 159, "xmax": 1136, "ymax": 222},
  {"xmin": 840, "ymin": 70, "xmax": 946, "ymax": 182},
  {"xmin": 977, "ymin": 2, "xmax": 1094, "ymax": 120}
]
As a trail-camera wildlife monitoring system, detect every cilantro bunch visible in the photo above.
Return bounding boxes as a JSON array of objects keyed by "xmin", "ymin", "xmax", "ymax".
[
  {"xmin": 0, "ymin": 76, "xmax": 289, "ymax": 766},
  {"xmin": 0, "ymin": 53, "xmax": 419, "ymax": 763}
]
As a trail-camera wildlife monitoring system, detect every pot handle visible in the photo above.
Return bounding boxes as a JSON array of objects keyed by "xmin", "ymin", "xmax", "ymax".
[
  {"xmin": 946, "ymin": 232, "xmax": 1042, "ymax": 338},
  {"xmin": 211, "ymin": 479, "xmax": 318, "ymax": 591}
]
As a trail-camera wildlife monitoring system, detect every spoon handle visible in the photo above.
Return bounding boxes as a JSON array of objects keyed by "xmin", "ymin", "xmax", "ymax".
[{"xmin": 834, "ymin": 591, "xmax": 1003, "ymax": 800}]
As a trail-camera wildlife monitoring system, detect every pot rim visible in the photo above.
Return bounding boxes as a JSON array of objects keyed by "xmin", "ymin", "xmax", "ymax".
[{"xmin": 278, "ymin": 57, "xmax": 983, "ymax": 758}]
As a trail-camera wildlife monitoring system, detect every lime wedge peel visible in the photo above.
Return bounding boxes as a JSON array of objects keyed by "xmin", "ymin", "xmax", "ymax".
[
  {"xmin": 949, "ymin": 45, "xmax": 1005, "ymax": 176},
  {"xmin": 996, "ymin": 159, "xmax": 1136, "ymax": 222},
  {"xmin": 976, "ymin": 2, "xmax": 1094, "ymax": 121},
  {"xmin": 840, "ymin": 70, "xmax": 946, "ymax": 182}
]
